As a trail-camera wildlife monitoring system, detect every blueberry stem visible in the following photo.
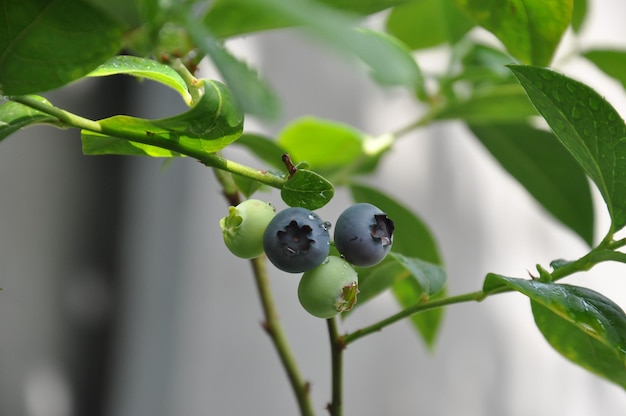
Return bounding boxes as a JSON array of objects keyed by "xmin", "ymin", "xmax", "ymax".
[
  {"xmin": 250, "ymin": 256, "xmax": 316, "ymax": 416},
  {"xmin": 214, "ymin": 171, "xmax": 315, "ymax": 416},
  {"xmin": 326, "ymin": 317, "xmax": 343, "ymax": 416}
]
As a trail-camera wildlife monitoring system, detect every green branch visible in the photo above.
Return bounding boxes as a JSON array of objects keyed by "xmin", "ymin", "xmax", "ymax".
[
  {"xmin": 10, "ymin": 95, "xmax": 287, "ymax": 189},
  {"xmin": 346, "ymin": 241, "xmax": 626, "ymax": 346},
  {"xmin": 250, "ymin": 256, "xmax": 316, "ymax": 416},
  {"xmin": 326, "ymin": 318, "xmax": 343, "ymax": 416}
]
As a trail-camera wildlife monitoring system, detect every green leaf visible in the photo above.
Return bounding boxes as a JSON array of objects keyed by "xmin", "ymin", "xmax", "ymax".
[
  {"xmin": 281, "ymin": 169, "xmax": 334, "ymax": 210},
  {"xmin": 454, "ymin": 0, "xmax": 572, "ymax": 66},
  {"xmin": 350, "ymin": 184, "xmax": 445, "ymax": 346},
  {"xmin": 233, "ymin": 133, "xmax": 289, "ymax": 171},
  {"xmin": 0, "ymin": 0, "xmax": 123, "ymax": 95},
  {"xmin": 232, "ymin": 173, "xmax": 264, "ymax": 198},
  {"xmin": 509, "ymin": 65, "xmax": 626, "ymax": 232},
  {"xmin": 386, "ymin": 0, "xmax": 474, "ymax": 50},
  {"xmin": 469, "ymin": 122, "xmax": 594, "ymax": 245},
  {"xmin": 205, "ymin": 0, "xmax": 422, "ymax": 89},
  {"xmin": 484, "ymin": 274, "xmax": 626, "ymax": 389},
  {"xmin": 357, "ymin": 253, "xmax": 446, "ymax": 304},
  {"xmin": 184, "ymin": 16, "xmax": 281, "ymax": 119},
  {"xmin": 278, "ymin": 117, "xmax": 363, "ymax": 169},
  {"xmin": 87, "ymin": 55, "xmax": 192, "ymax": 105},
  {"xmin": 81, "ymin": 80, "xmax": 243, "ymax": 157},
  {"xmin": 571, "ymin": 0, "xmax": 587, "ymax": 33},
  {"xmin": 434, "ymin": 84, "xmax": 537, "ymax": 123},
  {"xmin": 0, "ymin": 96, "xmax": 59, "ymax": 141},
  {"xmin": 583, "ymin": 49, "xmax": 626, "ymax": 90},
  {"xmin": 205, "ymin": 0, "xmax": 404, "ymax": 38}
]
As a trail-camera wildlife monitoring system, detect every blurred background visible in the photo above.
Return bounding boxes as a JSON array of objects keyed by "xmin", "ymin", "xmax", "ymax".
[{"xmin": 2, "ymin": 1, "xmax": 626, "ymax": 415}]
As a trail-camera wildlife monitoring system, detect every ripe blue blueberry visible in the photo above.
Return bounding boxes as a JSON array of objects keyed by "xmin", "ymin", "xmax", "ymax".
[
  {"xmin": 263, "ymin": 207, "xmax": 331, "ymax": 273},
  {"xmin": 334, "ymin": 203, "xmax": 394, "ymax": 267}
]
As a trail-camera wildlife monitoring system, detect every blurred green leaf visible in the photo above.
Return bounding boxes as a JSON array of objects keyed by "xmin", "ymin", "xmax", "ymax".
[
  {"xmin": 0, "ymin": 96, "xmax": 59, "ymax": 141},
  {"xmin": 281, "ymin": 169, "xmax": 334, "ymax": 209},
  {"xmin": 435, "ymin": 84, "xmax": 537, "ymax": 123},
  {"xmin": 583, "ymin": 49, "xmax": 626, "ymax": 90},
  {"xmin": 484, "ymin": 274, "xmax": 626, "ymax": 389},
  {"xmin": 82, "ymin": 80, "xmax": 243, "ymax": 156},
  {"xmin": 454, "ymin": 0, "xmax": 572, "ymax": 66},
  {"xmin": 469, "ymin": 122, "xmax": 594, "ymax": 245},
  {"xmin": 234, "ymin": 133, "xmax": 289, "ymax": 171},
  {"xmin": 350, "ymin": 184, "xmax": 445, "ymax": 346},
  {"xmin": 0, "ymin": 0, "xmax": 123, "ymax": 95},
  {"xmin": 205, "ymin": 0, "xmax": 422, "ymax": 89},
  {"xmin": 357, "ymin": 253, "xmax": 446, "ymax": 305},
  {"xmin": 205, "ymin": 0, "xmax": 404, "ymax": 38},
  {"xmin": 510, "ymin": 65, "xmax": 626, "ymax": 232},
  {"xmin": 278, "ymin": 117, "xmax": 363, "ymax": 170},
  {"xmin": 386, "ymin": 0, "xmax": 474, "ymax": 50},
  {"xmin": 184, "ymin": 15, "xmax": 281, "ymax": 119},
  {"xmin": 232, "ymin": 173, "xmax": 264, "ymax": 198},
  {"xmin": 456, "ymin": 42, "xmax": 518, "ymax": 85},
  {"xmin": 87, "ymin": 55, "xmax": 192, "ymax": 104},
  {"xmin": 571, "ymin": 0, "xmax": 587, "ymax": 33}
]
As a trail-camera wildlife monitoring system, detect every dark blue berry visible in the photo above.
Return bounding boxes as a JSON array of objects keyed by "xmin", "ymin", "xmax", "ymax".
[
  {"xmin": 263, "ymin": 207, "xmax": 331, "ymax": 273},
  {"xmin": 334, "ymin": 203, "xmax": 394, "ymax": 267}
]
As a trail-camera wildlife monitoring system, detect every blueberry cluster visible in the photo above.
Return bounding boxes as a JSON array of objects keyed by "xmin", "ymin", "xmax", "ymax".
[{"xmin": 220, "ymin": 200, "xmax": 394, "ymax": 318}]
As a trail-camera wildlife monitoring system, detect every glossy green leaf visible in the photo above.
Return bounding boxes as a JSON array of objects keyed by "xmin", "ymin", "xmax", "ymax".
[
  {"xmin": 583, "ymin": 49, "xmax": 626, "ymax": 90},
  {"xmin": 0, "ymin": 96, "xmax": 59, "ymax": 141},
  {"xmin": 82, "ymin": 80, "xmax": 243, "ymax": 157},
  {"xmin": 234, "ymin": 133, "xmax": 289, "ymax": 171},
  {"xmin": 510, "ymin": 65, "xmax": 626, "ymax": 232},
  {"xmin": 205, "ymin": 0, "xmax": 404, "ymax": 38},
  {"xmin": 435, "ymin": 84, "xmax": 537, "ymax": 123},
  {"xmin": 386, "ymin": 0, "xmax": 474, "ymax": 50},
  {"xmin": 571, "ymin": 0, "xmax": 587, "ymax": 32},
  {"xmin": 454, "ymin": 0, "xmax": 572, "ymax": 66},
  {"xmin": 184, "ymin": 15, "xmax": 280, "ymax": 119},
  {"xmin": 281, "ymin": 169, "xmax": 334, "ymax": 209},
  {"xmin": 484, "ymin": 274, "xmax": 626, "ymax": 389},
  {"xmin": 0, "ymin": 0, "xmax": 123, "ymax": 95},
  {"xmin": 87, "ymin": 56, "xmax": 192, "ymax": 105},
  {"xmin": 350, "ymin": 184, "xmax": 445, "ymax": 346},
  {"xmin": 469, "ymin": 123, "xmax": 594, "ymax": 245},
  {"xmin": 205, "ymin": 0, "xmax": 422, "ymax": 89}
]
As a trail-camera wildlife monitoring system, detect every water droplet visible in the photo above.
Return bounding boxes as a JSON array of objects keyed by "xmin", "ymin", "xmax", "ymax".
[
  {"xmin": 607, "ymin": 112, "xmax": 618, "ymax": 122},
  {"xmin": 320, "ymin": 221, "xmax": 332, "ymax": 231},
  {"xmin": 308, "ymin": 214, "xmax": 315, "ymax": 220},
  {"xmin": 588, "ymin": 97, "xmax": 600, "ymax": 111},
  {"xmin": 322, "ymin": 257, "xmax": 330, "ymax": 265},
  {"xmin": 571, "ymin": 104, "xmax": 583, "ymax": 120},
  {"xmin": 566, "ymin": 82, "xmax": 577, "ymax": 93},
  {"xmin": 609, "ymin": 126, "xmax": 617, "ymax": 136}
]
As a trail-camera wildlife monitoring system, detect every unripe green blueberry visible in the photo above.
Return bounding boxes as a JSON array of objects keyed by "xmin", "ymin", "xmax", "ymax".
[
  {"xmin": 298, "ymin": 256, "xmax": 359, "ymax": 319},
  {"xmin": 220, "ymin": 199, "xmax": 276, "ymax": 259}
]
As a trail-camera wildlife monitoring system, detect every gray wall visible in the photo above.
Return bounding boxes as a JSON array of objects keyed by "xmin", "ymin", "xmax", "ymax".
[{"xmin": 2, "ymin": 2, "xmax": 626, "ymax": 415}]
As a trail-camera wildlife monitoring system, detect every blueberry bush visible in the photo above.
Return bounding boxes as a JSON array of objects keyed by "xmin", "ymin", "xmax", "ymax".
[{"xmin": 2, "ymin": 0, "xmax": 626, "ymax": 414}]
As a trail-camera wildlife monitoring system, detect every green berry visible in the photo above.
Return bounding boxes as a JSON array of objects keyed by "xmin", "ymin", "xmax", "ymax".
[
  {"xmin": 298, "ymin": 256, "xmax": 359, "ymax": 319},
  {"xmin": 220, "ymin": 199, "xmax": 275, "ymax": 259}
]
